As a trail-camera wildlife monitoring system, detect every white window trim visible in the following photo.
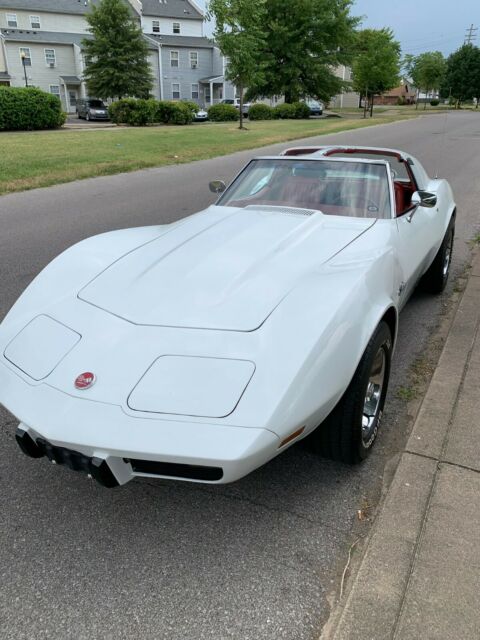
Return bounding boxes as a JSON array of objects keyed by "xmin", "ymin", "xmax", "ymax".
[
  {"xmin": 44, "ymin": 48, "xmax": 56, "ymax": 67},
  {"xmin": 172, "ymin": 22, "xmax": 180, "ymax": 34},
  {"xmin": 191, "ymin": 83, "xmax": 199, "ymax": 99},
  {"xmin": 172, "ymin": 83, "xmax": 180, "ymax": 99},
  {"xmin": 189, "ymin": 51, "xmax": 198, "ymax": 69},
  {"xmin": 152, "ymin": 19, "xmax": 160, "ymax": 33},
  {"xmin": 49, "ymin": 84, "xmax": 60, "ymax": 96},
  {"xmin": 29, "ymin": 15, "xmax": 41, "ymax": 29},
  {"xmin": 19, "ymin": 47, "xmax": 32, "ymax": 65},
  {"xmin": 6, "ymin": 13, "xmax": 17, "ymax": 27},
  {"xmin": 170, "ymin": 50, "xmax": 179, "ymax": 67}
]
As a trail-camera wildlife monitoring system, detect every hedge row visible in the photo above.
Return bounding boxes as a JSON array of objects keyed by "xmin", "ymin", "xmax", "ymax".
[
  {"xmin": 109, "ymin": 99, "xmax": 241, "ymax": 125},
  {"xmin": 0, "ymin": 87, "xmax": 66, "ymax": 131},
  {"xmin": 249, "ymin": 101, "xmax": 312, "ymax": 120},
  {"xmin": 109, "ymin": 98, "xmax": 198, "ymax": 125},
  {"xmin": 108, "ymin": 98, "xmax": 313, "ymax": 125}
]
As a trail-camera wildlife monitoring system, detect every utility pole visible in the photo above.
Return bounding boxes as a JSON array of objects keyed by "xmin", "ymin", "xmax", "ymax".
[{"xmin": 465, "ymin": 24, "xmax": 478, "ymax": 44}]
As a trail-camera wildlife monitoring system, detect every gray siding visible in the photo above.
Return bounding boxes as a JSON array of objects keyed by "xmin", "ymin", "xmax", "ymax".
[
  {"xmin": 5, "ymin": 39, "xmax": 76, "ymax": 88},
  {"xmin": 161, "ymin": 44, "xmax": 212, "ymax": 104},
  {"xmin": 142, "ymin": 16, "xmax": 203, "ymax": 37},
  {"xmin": 0, "ymin": 9, "xmax": 87, "ymax": 32}
]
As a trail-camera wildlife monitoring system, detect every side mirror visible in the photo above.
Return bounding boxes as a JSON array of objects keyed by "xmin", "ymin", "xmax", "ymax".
[
  {"xmin": 209, "ymin": 180, "xmax": 226, "ymax": 195},
  {"xmin": 411, "ymin": 190, "xmax": 437, "ymax": 209}
]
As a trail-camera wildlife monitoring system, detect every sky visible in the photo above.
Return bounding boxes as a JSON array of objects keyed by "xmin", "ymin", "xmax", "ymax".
[{"xmin": 199, "ymin": 0, "xmax": 478, "ymax": 57}]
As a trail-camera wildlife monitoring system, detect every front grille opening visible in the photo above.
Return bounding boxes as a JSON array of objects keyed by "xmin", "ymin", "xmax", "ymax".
[{"xmin": 129, "ymin": 459, "xmax": 223, "ymax": 482}]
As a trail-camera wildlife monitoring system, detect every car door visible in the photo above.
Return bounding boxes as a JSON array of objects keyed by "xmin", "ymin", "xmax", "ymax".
[{"xmin": 395, "ymin": 198, "xmax": 443, "ymax": 306}]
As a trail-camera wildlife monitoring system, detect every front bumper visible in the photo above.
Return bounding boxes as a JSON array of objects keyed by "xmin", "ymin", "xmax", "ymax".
[
  {"xmin": 89, "ymin": 113, "xmax": 109, "ymax": 120},
  {"xmin": 0, "ymin": 362, "xmax": 279, "ymax": 487}
]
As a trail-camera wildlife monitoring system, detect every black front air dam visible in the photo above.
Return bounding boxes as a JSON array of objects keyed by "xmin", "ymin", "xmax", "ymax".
[{"xmin": 15, "ymin": 426, "xmax": 119, "ymax": 488}]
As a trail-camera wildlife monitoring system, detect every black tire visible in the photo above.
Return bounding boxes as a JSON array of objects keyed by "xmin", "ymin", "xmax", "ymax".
[
  {"xmin": 310, "ymin": 321, "xmax": 392, "ymax": 464},
  {"xmin": 421, "ymin": 219, "xmax": 455, "ymax": 294}
]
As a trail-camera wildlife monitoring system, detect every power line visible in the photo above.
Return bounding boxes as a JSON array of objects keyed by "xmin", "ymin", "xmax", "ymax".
[{"xmin": 465, "ymin": 24, "xmax": 478, "ymax": 44}]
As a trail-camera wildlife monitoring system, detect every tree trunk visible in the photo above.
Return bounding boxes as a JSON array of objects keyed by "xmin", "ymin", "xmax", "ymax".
[
  {"xmin": 370, "ymin": 96, "xmax": 374, "ymax": 117},
  {"xmin": 363, "ymin": 88, "xmax": 368, "ymax": 119},
  {"xmin": 415, "ymin": 89, "xmax": 419, "ymax": 110},
  {"xmin": 238, "ymin": 83, "xmax": 244, "ymax": 130},
  {"xmin": 285, "ymin": 88, "xmax": 299, "ymax": 104}
]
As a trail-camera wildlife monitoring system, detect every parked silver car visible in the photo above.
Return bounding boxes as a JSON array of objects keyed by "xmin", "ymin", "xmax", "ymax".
[{"xmin": 76, "ymin": 98, "xmax": 110, "ymax": 121}]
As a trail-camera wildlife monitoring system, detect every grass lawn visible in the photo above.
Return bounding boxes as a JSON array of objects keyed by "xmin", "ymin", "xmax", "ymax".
[{"xmin": 0, "ymin": 114, "xmax": 420, "ymax": 195}]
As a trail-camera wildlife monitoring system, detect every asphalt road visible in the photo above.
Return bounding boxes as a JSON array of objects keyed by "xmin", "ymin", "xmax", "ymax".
[{"xmin": 1, "ymin": 112, "xmax": 480, "ymax": 640}]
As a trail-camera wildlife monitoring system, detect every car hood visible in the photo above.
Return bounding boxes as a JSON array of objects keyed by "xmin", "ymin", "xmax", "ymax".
[{"xmin": 78, "ymin": 205, "xmax": 375, "ymax": 331}]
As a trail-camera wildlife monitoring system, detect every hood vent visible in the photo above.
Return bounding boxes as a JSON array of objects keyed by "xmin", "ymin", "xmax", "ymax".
[{"xmin": 244, "ymin": 205, "xmax": 317, "ymax": 216}]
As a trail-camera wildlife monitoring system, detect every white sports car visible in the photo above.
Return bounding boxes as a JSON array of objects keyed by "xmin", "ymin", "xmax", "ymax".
[{"xmin": 0, "ymin": 146, "xmax": 455, "ymax": 487}]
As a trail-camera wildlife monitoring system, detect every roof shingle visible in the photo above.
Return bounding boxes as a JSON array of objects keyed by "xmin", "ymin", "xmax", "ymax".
[
  {"xmin": 0, "ymin": 0, "xmax": 103, "ymax": 16},
  {"xmin": 141, "ymin": 0, "xmax": 202, "ymax": 20},
  {"xmin": 147, "ymin": 33, "xmax": 213, "ymax": 48}
]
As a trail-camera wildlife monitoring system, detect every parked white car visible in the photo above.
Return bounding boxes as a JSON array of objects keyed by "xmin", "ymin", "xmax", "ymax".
[
  {"xmin": 0, "ymin": 146, "xmax": 455, "ymax": 488},
  {"xmin": 220, "ymin": 98, "xmax": 251, "ymax": 115}
]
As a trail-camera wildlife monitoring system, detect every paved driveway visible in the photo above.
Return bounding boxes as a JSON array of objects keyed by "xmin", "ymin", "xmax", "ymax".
[{"xmin": 1, "ymin": 112, "xmax": 480, "ymax": 640}]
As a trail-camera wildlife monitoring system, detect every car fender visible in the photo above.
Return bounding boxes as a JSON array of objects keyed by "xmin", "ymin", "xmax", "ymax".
[
  {"xmin": 0, "ymin": 225, "xmax": 174, "ymax": 336},
  {"xmin": 255, "ymin": 251, "xmax": 398, "ymax": 438}
]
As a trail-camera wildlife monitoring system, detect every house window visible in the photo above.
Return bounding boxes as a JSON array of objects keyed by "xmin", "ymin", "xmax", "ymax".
[
  {"xmin": 45, "ymin": 49, "xmax": 56, "ymax": 67},
  {"xmin": 189, "ymin": 51, "xmax": 198, "ymax": 69},
  {"xmin": 30, "ymin": 15, "xmax": 41, "ymax": 29},
  {"xmin": 19, "ymin": 47, "xmax": 31, "ymax": 66},
  {"xmin": 6, "ymin": 13, "xmax": 17, "ymax": 27},
  {"xmin": 172, "ymin": 22, "xmax": 180, "ymax": 34},
  {"xmin": 191, "ymin": 83, "xmax": 199, "ymax": 99},
  {"xmin": 49, "ymin": 85, "xmax": 60, "ymax": 97},
  {"xmin": 172, "ymin": 83, "xmax": 180, "ymax": 100},
  {"xmin": 170, "ymin": 50, "xmax": 179, "ymax": 68},
  {"xmin": 152, "ymin": 20, "xmax": 160, "ymax": 33}
]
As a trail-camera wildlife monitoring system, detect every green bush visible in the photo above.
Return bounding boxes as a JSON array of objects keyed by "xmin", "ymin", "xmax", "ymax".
[
  {"xmin": 248, "ymin": 103, "xmax": 275, "ymax": 120},
  {"xmin": 273, "ymin": 102, "xmax": 297, "ymax": 119},
  {"xmin": 430, "ymin": 99, "xmax": 440, "ymax": 106},
  {"xmin": 0, "ymin": 87, "xmax": 65, "ymax": 131},
  {"xmin": 108, "ymin": 98, "xmax": 154, "ymax": 125},
  {"xmin": 397, "ymin": 96, "xmax": 406, "ymax": 105},
  {"xmin": 292, "ymin": 101, "xmax": 311, "ymax": 119},
  {"xmin": 109, "ymin": 98, "xmax": 194, "ymax": 125},
  {"xmin": 207, "ymin": 103, "xmax": 239, "ymax": 121},
  {"xmin": 155, "ymin": 101, "xmax": 193, "ymax": 124}
]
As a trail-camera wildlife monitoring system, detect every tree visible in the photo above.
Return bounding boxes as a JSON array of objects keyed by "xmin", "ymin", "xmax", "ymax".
[
  {"xmin": 405, "ymin": 51, "xmax": 446, "ymax": 109},
  {"xmin": 441, "ymin": 44, "xmax": 480, "ymax": 108},
  {"xmin": 244, "ymin": 0, "xmax": 359, "ymax": 104},
  {"xmin": 208, "ymin": 0, "xmax": 267, "ymax": 129},
  {"xmin": 82, "ymin": 0, "xmax": 153, "ymax": 100},
  {"xmin": 351, "ymin": 28, "xmax": 400, "ymax": 117}
]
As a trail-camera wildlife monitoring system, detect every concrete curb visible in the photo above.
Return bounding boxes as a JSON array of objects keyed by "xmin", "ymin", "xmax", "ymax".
[{"xmin": 321, "ymin": 250, "xmax": 480, "ymax": 640}]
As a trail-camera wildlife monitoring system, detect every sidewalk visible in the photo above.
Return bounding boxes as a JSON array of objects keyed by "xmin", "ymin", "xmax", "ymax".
[{"xmin": 322, "ymin": 250, "xmax": 480, "ymax": 640}]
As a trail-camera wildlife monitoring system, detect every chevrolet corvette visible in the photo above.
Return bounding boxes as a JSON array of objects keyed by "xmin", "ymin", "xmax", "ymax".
[{"xmin": 0, "ymin": 146, "xmax": 456, "ymax": 487}]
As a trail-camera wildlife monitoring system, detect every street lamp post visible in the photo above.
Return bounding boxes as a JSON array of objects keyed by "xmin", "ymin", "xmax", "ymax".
[{"xmin": 20, "ymin": 51, "xmax": 29, "ymax": 87}]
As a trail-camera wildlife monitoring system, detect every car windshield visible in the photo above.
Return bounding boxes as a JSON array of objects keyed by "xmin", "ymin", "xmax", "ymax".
[
  {"xmin": 217, "ymin": 159, "xmax": 392, "ymax": 219},
  {"xmin": 88, "ymin": 100, "xmax": 105, "ymax": 108}
]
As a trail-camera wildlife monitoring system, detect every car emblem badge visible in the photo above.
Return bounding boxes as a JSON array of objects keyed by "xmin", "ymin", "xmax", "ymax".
[{"xmin": 74, "ymin": 372, "xmax": 96, "ymax": 390}]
